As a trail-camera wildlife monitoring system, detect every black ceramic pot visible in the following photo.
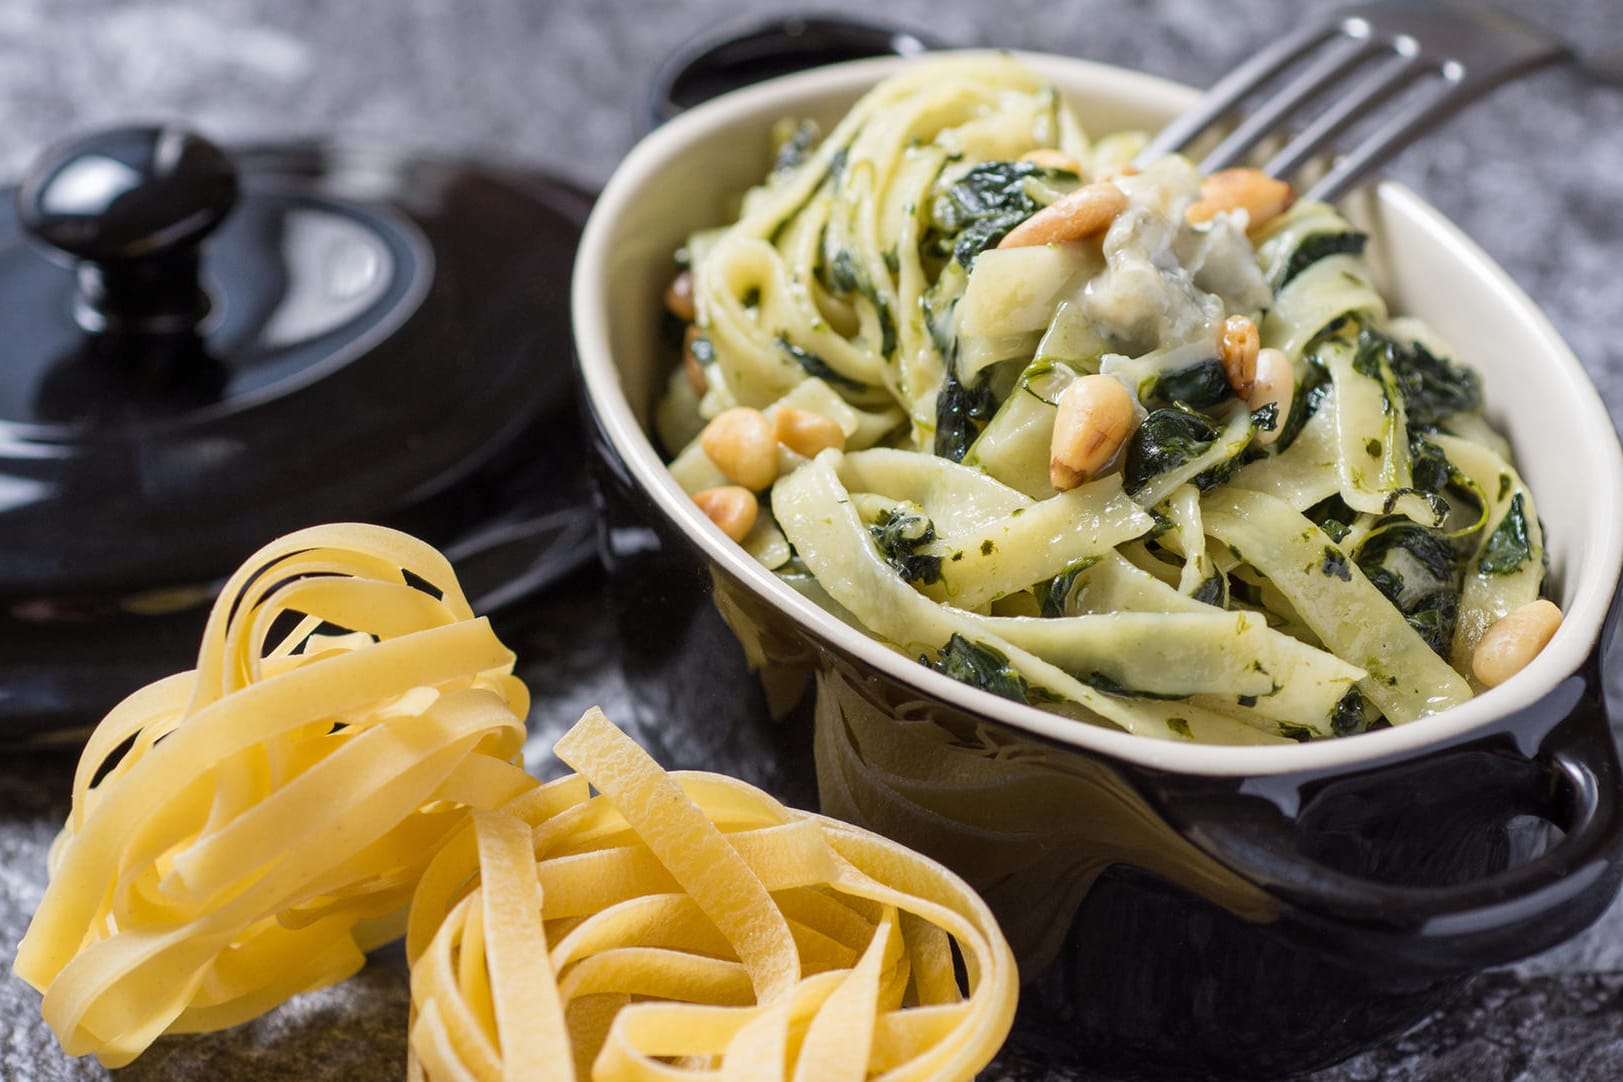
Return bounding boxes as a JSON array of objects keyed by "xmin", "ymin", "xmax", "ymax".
[
  {"xmin": 0, "ymin": 129, "xmax": 596, "ymax": 742},
  {"xmin": 572, "ymin": 52, "xmax": 1623, "ymax": 1080}
]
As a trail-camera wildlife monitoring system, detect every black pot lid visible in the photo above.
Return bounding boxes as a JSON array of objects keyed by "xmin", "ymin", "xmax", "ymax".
[{"xmin": 0, "ymin": 126, "xmax": 596, "ymax": 741}]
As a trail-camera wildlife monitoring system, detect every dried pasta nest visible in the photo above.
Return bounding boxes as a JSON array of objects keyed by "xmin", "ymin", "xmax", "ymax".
[
  {"xmin": 406, "ymin": 708, "xmax": 1018, "ymax": 1082},
  {"xmin": 14, "ymin": 525, "xmax": 535, "ymax": 1067}
]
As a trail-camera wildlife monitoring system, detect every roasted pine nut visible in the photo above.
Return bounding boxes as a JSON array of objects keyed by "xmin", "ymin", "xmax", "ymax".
[
  {"xmin": 700, "ymin": 407, "xmax": 779, "ymax": 490},
  {"xmin": 999, "ymin": 181, "xmax": 1128, "ymax": 249},
  {"xmin": 682, "ymin": 324, "xmax": 709, "ymax": 396},
  {"xmin": 1473, "ymin": 599, "xmax": 1562, "ymax": 687},
  {"xmin": 1220, "ymin": 315, "xmax": 1260, "ymax": 398},
  {"xmin": 1187, "ymin": 168, "xmax": 1294, "ymax": 231},
  {"xmin": 1248, "ymin": 347, "xmax": 1294, "ymax": 445},
  {"xmin": 693, "ymin": 486, "xmax": 757, "ymax": 542},
  {"xmin": 665, "ymin": 269, "xmax": 696, "ymax": 322},
  {"xmin": 1050, "ymin": 374, "xmax": 1136, "ymax": 491},
  {"xmin": 773, "ymin": 406, "xmax": 845, "ymax": 458},
  {"xmin": 1019, "ymin": 148, "xmax": 1084, "ymax": 175}
]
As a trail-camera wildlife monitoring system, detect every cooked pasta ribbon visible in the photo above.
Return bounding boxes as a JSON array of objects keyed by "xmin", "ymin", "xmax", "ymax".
[
  {"xmin": 406, "ymin": 708, "xmax": 1019, "ymax": 1081},
  {"xmin": 14, "ymin": 524, "xmax": 535, "ymax": 1068}
]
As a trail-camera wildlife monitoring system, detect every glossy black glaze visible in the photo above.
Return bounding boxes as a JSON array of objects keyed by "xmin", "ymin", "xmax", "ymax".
[
  {"xmin": 0, "ymin": 139, "xmax": 597, "ymax": 742},
  {"xmin": 18, "ymin": 126, "xmax": 238, "ymax": 336},
  {"xmin": 18, "ymin": 127, "xmax": 237, "ymax": 264},
  {"xmin": 648, "ymin": 13, "xmax": 942, "ymax": 125},
  {"xmin": 581, "ymin": 388, "xmax": 1623, "ymax": 1077}
]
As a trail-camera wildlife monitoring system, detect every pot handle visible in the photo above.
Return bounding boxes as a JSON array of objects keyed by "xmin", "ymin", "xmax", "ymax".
[
  {"xmin": 647, "ymin": 14, "xmax": 944, "ymax": 127},
  {"xmin": 1173, "ymin": 674, "xmax": 1623, "ymax": 974}
]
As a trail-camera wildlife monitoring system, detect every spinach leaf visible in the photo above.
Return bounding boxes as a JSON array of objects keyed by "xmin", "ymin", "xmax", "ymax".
[
  {"xmin": 771, "ymin": 118, "xmax": 821, "ymax": 175},
  {"xmin": 818, "ymin": 240, "xmax": 899, "ymax": 358},
  {"xmin": 1409, "ymin": 435, "xmax": 1488, "ymax": 540},
  {"xmin": 1122, "ymin": 407, "xmax": 1261, "ymax": 497},
  {"xmin": 1404, "ymin": 589, "xmax": 1460, "ymax": 656},
  {"xmin": 1275, "ymin": 355, "xmax": 1330, "ymax": 451},
  {"xmin": 1394, "ymin": 340, "xmax": 1482, "ymax": 430},
  {"xmin": 923, "ymin": 634, "xmax": 1043, "ymax": 704},
  {"xmin": 1354, "ymin": 520, "xmax": 1464, "ymax": 656},
  {"xmin": 1122, "ymin": 409, "xmax": 1221, "ymax": 496},
  {"xmin": 1356, "ymin": 326, "xmax": 1482, "ymax": 431},
  {"xmin": 1351, "ymin": 329, "xmax": 1397, "ymax": 414},
  {"xmin": 1331, "ymin": 688, "xmax": 1371, "ymax": 736},
  {"xmin": 1148, "ymin": 357, "xmax": 1232, "ymax": 411},
  {"xmin": 1080, "ymin": 672, "xmax": 1187, "ymax": 701},
  {"xmin": 1278, "ymin": 230, "xmax": 1368, "ymax": 290},
  {"xmin": 776, "ymin": 337, "xmax": 868, "ymax": 392},
  {"xmin": 1305, "ymin": 494, "xmax": 1358, "ymax": 545},
  {"xmin": 1356, "ymin": 521, "xmax": 1458, "ymax": 592},
  {"xmin": 821, "ymin": 243, "xmax": 866, "ymax": 296},
  {"xmin": 1192, "ymin": 573, "xmax": 1229, "ymax": 608},
  {"xmin": 1037, "ymin": 556, "xmax": 1101, "ymax": 618},
  {"xmin": 874, "ymin": 293, "xmax": 898, "ymax": 357},
  {"xmin": 1478, "ymin": 493, "xmax": 1533, "ymax": 575},
  {"xmin": 870, "ymin": 507, "xmax": 943, "ymax": 586},
  {"xmin": 1277, "ymin": 722, "xmax": 1316, "ymax": 743},
  {"xmin": 934, "ymin": 367, "xmax": 1000, "ymax": 462},
  {"xmin": 1321, "ymin": 547, "xmax": 1352, "ymax": 581},
  {"xmin": 927, "ymin": 161, "xmax": 1044, "ymax": 269}
]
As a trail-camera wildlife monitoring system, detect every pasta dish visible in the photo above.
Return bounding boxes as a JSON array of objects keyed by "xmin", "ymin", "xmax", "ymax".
[{"xmin": 657, "ymin": 54, "xmax": 1555, "ymax": 745}]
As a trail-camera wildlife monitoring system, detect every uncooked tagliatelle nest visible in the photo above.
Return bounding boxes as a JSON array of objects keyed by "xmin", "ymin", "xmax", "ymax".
[
  {"xmin": 13, "ymin": 524, "xmax": 538, "ymax": 1067},
  {"xmin": 18, "ymin": 523, "xmax": 1019, "ymax": 1080},
  {"xmin": 406, "ymin": 707, "xmax": 1018, "ymax": 1081}
]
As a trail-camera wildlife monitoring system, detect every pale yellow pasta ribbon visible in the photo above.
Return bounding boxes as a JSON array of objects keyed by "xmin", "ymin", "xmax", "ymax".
[
  {"xmin": 14, "ymin": 523, "xmax": 536, "ymax": 1067},
  {"xmin": 405, "ymin": 707, "xmax": 1019, "ymax": 1082}
]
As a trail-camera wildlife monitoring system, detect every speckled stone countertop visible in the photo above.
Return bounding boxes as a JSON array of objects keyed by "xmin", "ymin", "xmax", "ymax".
[{"xmin": 2, "ymin": 1, "xmax": 1622, "ymax": 1079}]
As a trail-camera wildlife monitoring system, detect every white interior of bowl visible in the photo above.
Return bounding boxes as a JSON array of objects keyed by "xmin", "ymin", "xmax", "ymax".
[{"xmin": 574, "ymin": 52, "xmax": 1623, "ymax": 777}]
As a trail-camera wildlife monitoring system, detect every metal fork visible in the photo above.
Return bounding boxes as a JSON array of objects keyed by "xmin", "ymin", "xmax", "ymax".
[{"xmin": 1137, "ymin": 1, "xmax": 1570, "ymax": 203}]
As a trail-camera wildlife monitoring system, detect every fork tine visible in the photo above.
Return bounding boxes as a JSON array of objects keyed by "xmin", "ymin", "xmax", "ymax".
[
  {"xmin": 1199, "ymin": 34, "xmax": 1386, "ymax": 173},
  {"xmin": 1263, "ymin": 51, "xmax": 1430, "ymax": 180},
  {"xmin": 1143, "ymin": 2, "xmax": 1571, "ymax": 205},
  {"xmin": 1135, "ymin": 21, "xmax": 1339, "ymax": 163},
  {"xmin": 1303, "ymin": 74, "xmax": 1459, "ymax": 203}
]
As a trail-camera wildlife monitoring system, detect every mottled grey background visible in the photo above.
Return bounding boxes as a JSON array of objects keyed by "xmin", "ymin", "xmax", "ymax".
[{"xmin": 2, "ymin": 1, "xmax": 1622, "ymax": 1079}]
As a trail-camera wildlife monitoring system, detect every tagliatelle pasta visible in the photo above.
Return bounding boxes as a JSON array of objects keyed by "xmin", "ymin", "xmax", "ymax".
[
  {"xmin": 14, "ymin": 524, "xmax": 537, "ymax": 1068},
  {"xmin": 21, "ymin": 524, "xmax": 1019, "ymax": 1077},
  {"xmin": 406, "ymin": 707, "xmax": 1019, "ymax": 1082}
]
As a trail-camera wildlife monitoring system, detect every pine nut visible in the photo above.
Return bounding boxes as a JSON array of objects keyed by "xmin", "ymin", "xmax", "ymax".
[
  {"xmin": 1248, "ymin": 347, "xmax": 1294, "ymax": 445},
  {"xmin": 1050, "ymin": 374, "xmax": 1136, "ymax": 491},
  {"xmin": 773, "ymin": 406, "xmax": 845, "ymax": 458},
  {"xmin": 1187, "ymin": 168, "xmax": 1295, "ymax": 230},
  {"xmin": 682, "ymin": 324, "xmax": 709, "ymax": 396},
  {"xmin": 1473, "ymin": 599, "xmax": 1563, "ymax": 687},
  {"xmin": 693, "ymin": 486, "xmax": 757, "ymax": 542},
  {"xmin": 999, "ymin": 181, "xmax": 1128, "ymax": 249},
  {"xmin": 700, "ymin": 407, "xmax": 779, "ymax": 490},
  {"xmin": 1219, "ymin": 315, "xmax": 1260, "ymax": 398},
  {"xmin": 1019, "ymin": 148, "xmax": 1084, "ymax": 175},
  {"xmin": 665, "ymin": 269, "xmax": 696, "ymax": 322}
]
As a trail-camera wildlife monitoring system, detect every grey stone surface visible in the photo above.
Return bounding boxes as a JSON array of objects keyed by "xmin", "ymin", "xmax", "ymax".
[{"xmin": 1, "ymin": 1, "xmax": 1621, "ymax": 1079}]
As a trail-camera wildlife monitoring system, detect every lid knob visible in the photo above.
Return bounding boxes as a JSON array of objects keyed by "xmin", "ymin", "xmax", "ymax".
[{"xmin": 17, "ymin": 125, "xmax": 239, "ymax": 335}]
